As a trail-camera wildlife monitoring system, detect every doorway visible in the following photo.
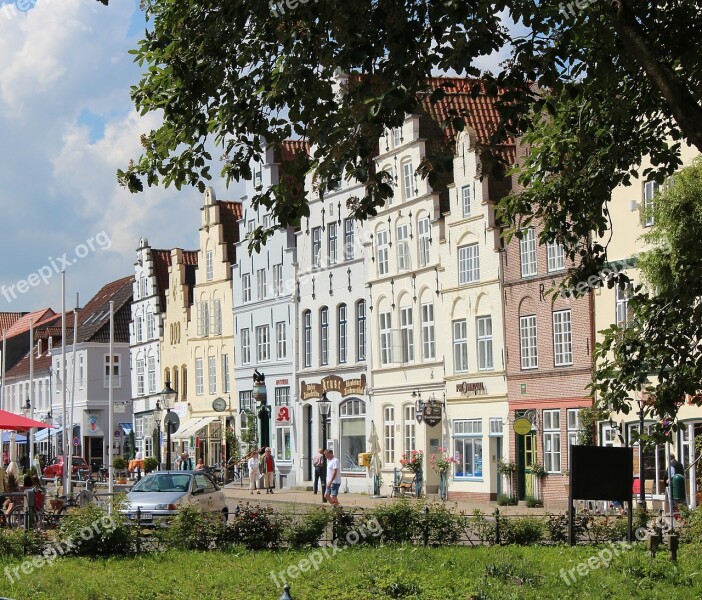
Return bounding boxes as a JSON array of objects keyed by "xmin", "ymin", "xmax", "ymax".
[
  {"xmin": 304, "ymin": 405, "xmax": 312, "ymax": 481},
  {"xmin": 517, "ymin": 432, "xmax": 536, "ymax": 500}
]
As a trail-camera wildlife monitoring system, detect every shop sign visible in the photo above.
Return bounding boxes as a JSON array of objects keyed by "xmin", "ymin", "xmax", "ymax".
[
  {"xmin": 423, "ymin": 404, "xmax": 443, "ymax": 427},
  {"xmin": 275, "ymin": 405, "xmax": 293, "ymax": 425},
  {"xmin": 300, "ymin": 374, "xmax": 367, "ymax": 400},
  {"xmin": 513, "ymin": 418, "xmax": 532, "ymax": 435},
  {"xmin": 276, "ymin": 379, "xmax": 289, "ymax": 385},
  {"xmin": 456, "ymin": 381, "xmax": 487, "ymax": 396}
]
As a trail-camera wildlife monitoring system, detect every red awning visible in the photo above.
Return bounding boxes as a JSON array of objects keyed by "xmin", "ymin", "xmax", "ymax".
[{"xmin": 0, "ymin": 410, "xmax": 53, "ymax": 433}]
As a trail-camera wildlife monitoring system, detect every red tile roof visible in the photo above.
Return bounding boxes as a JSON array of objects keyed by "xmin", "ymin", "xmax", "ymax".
[
  {"xmin": 181, "ymin": 250, "xmax": 198, "ymax": 266},
  {"xmin": 219, "ymin": 201, "xmax": 243, "ymax": 264},
  {"xmin": 151, "ymin": 249, "xmax": 172, "ymax": 313},
  {"xmin": 4, "ymin": 308, "xmax": 56, "ymax": 338},
  {"xmin": 76, "ymin": 276, "xmax": 133, "ymax": 343},
  {"xmin": 278, "ymin": 140, "xmax": 310, "ymax": 163},
  {"xmin": 0, "ymin": 312, "xmax": 24, "ymax": 333}
]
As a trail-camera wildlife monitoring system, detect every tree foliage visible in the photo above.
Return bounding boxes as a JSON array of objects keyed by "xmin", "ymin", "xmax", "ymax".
[
  {"xmin": 592, "ymin": 159, "xmax": 702, "ymax": 431},
  {"xmin": 115, "ymin": 0, "xmax": 702, "ymax": 269}
]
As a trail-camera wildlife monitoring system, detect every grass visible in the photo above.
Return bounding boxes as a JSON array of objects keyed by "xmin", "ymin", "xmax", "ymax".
[{"xmin": 0, "ymin": 544, "xmax": 700, "ymax": 599}]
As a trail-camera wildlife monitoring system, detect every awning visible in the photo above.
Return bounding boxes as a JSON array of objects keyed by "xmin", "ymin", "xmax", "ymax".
[
  {"xmin": 172, "ymin": 416, "xmax": 217, "ymax": 440},
  {"xmin": 119, "ymin": 423, "xmax": 133, "ymax": 435},
  {"xmin": 1, "ymin": 432, "xmax": 26, "ymax": 443}
]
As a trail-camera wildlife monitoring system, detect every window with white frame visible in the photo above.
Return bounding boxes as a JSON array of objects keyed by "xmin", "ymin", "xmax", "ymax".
[
  {"xmin": 601, "ymin": 424, "xmax": 616, "ymax": 447},
  {"xmin": 134, "ymin": 415, "xmax": 143, "ymax": 445},
  {"xmin": 553, "ymin": 310, "xmax": 573, "ymax": 366},
  {"xmin": 206, "ymin": 250, "xmax": 214, "ymax": 281},
  {"xmin": 417, "ymin": 216, "xmax": 430, "ymax": 267},
  {"xmin": 136, "ymin": 359, "xmax": 145, "ymax": 396},
  {"xmin": 303, "ymin": 310, "xmax": 312, "ymax": 367},
  {"xmin": 356, "ymin": 300, "xmax": 366, "ymax": 361},
  {"xmin": 257, "ymin": 269, "xmax": 267, "ymax": 300},
  {"xmin": 276, "ymin": 426, "xmax": 292, "ymax": 461},
  {"xmin": 452, "ymin": 319, "xmax": 468, "ymax": 372},
  {"xmin": 328, "ymin": 222, "xmax": 338, "ymax": 265},
  {"xmin": 476, "ymin": 316, "xmax": 493, "ymax": 371},
  {"xmin": 211, "ymin": 299, "xmax": 222, "ymax": 335},
  {"xmin": 402, "ymin": 161, "xmax": 415, "ymax": 199},
  {"xmin": 404, "ymin": 404, "xmax": 416, "ymax": 452},
  {"xmin": 616, "ymin": 284, "xmax": 632, "ymax": 327},
  {"xmin": 454, "ymin": 419, "xmax": 483, "ymax": 478},
  {"xmin": 273, "ymin": 264, "xmax": 283, "ymax": 296},
  {"xmin": 256, "ymin": 325, "xmax": 270, "ymax": 362},
  {"xmin": 461, "ymin": 185, "xmax": 471, "ymax": 217},
  {"xmin": 520, "ymin": 228, "xmax": 537, "ymax": 277},
  {"xmin": 421, "ymin": 302, "xmax": 435, "ymax": 360},
  {"xmin": 320, "ymin": 307, "xmax": 329, "ymax": 365},
  {"xmin": 104, "ymin": 354, "xmax": 120, "ymax": 388},
  {"xmin": 242, "ymin": 274, "xmax": 252, "ymax": 303},
  {"xmin": 396, "ymin": 224, "xmax": 410, "ymax": 271},
  {"xmin": 519, "ymin": 315, "xmax": 538, "ymax": 369},
  {"xmin": 312, "ymin": 227, "xmax": 322, "ymax": 267},
  {"xmin": 136, "ymin": 315, "xmax": 143, "ymax": 343},
  {"xmin": 543, "ymin": 409, "xmax": 561, "ymax": 473},
  {"xmin": 383, "ymin": 406, "xmax": 395, "ymax": 464},
  {"xmin": 263, "ymin": 214, "xmax": 271, "ymax": 230},
  {"xmin": 376, "ymin": 229, "xmax": 389, "ymax": 275},
  {"xmin": 140, "ymin": 276, "xmax": 147, "ymax": 298},
  {"xmin": 222, "ymin": 354, "xmax": 230, "ymax": 393},
  {"xmin": 567, "ymin": 408, "xmax": 581, "ymax": 466},
  {"xmin": 392, "ymin": 127, "xmax": 401, "ymax": 147},
  {"xmin": 400, "ymin": 306, "xmax": 414, "ymax": 363},
  {"xmin": 241, "ymin": 328, "xmax": 251, "ymax": 364},
  {"xmin": 338, "ymin": 304, "xmax": 347, "ymax": 364},
  {"xmin": 547, "ymin": 241, "xmax": 565, "ymax": 273},
  {"xmin": 275, "ymin": 387, "xmax": 290, "ymax": 406},
  {"xmin": 458, "ymin": 243, "xmax": 480, "ymax": 284},
  {"xmin": 195, "ymin": 358, "xmax": 204, "ymax": 395},
  {"xmin": 384, "ymin": 166, "xmax": 396, "ymax": 203},
  {"xmin": 78, "ymin": 354, "xmax": 84, "ymax": 389},
  {"xmin": 344, "ymin": 219, "xmax": 355, "ymax": 261},
  {"xmin": 208, "ymin": 355, "xmax": 217, "ymax": 394},
  {"xmin": 147, "ymin": 355, "xmax": 156, "ymax": 393},
  {"xmin": 239, "ymin": 390, "xmax": 253, "ymax": 412},
  {"xmin": 197, "ymin": 301, "xmax": 210, "ymax": 337},
  {"xmin": 276, "ymin": 321, "xmax": 287, "ymax": 360},
  {"xmin": 379, "ymin": 311, "xmax": 392, "ymax": 365},
  {"xmin": 339, "ymin": 399, "xmax": 366, "ymax": 472},
  {"xmin": 146, "ymin": 312, "xmax": 155, "ymax": 340},
  {"xmin": 489, "ymin": 418, "xmax": 503, "ymax": 435},
  {"xmin": 643, "ymin": 181, "xmax": 658, "ymax": 227}
]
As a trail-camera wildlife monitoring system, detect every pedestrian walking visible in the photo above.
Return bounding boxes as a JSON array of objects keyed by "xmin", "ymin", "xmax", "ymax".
[
  {"xmin": 259, "ymin": 447, "xmax": 276, "ymax": 494},
  {"xmin": 312, "ymin": 448, "xmax": 324, "ymax": 495},
  {"xmin": 248, "ymin": 450, "xmax": 261, "ymax": 494},
  {"xmin": 324, "ymin": 448, "xmax": 341, "ymax": 506},
  {"xmin": 177, "ymin": 452, "xmax": 193, "ymax": 470}
]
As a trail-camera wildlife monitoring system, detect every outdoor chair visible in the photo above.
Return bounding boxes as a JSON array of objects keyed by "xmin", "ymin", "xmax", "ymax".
[{"xmin": 390, "ymin": 470, "xmax": 416, "ymax": 498}]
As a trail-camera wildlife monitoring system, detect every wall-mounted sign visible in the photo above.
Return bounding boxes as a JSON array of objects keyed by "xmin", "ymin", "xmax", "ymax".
[
  {"xmin": 275, "ymin": 406, "xmax": 292, "ymax": 425},
  {"xmin": 456, "ymin": 381, "xmax": 487, "ymax": 396},
  {"xmin": 423, "ymin": 404, "xmax": 443, "ymax": 427},
  {"xmin": 513, "ymin": 417, "xmax": 533, "ymax": 435},
  {"xmin": 88, "ymin": 415, "xmax": 99, "ymax": 433},
  {"xmin": 300, "ymin": 374, "xmax": 367, "ymax": 400},
  {"xmin": 520, "ymin": 384, "xmax": 527, "ymax": 395},
  {"xmin": 276, "ymin": 379, "xmax": 289, "ymax": 385}
]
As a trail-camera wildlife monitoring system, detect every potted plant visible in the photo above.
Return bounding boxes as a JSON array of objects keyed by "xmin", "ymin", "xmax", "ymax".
[
  {"xmin": 497, "ymin": 459, "xmax": 517, "ymax": 500},
  {"xmin": 144, "ymin": 457, "xmax": 158, "ymax": 473},
  {"xmin": 399, "ymin": 450, "xmax": 424, "ymax": 497},
  {"xmin": 113, "ymin": 457, "xmax": 128, "ymax": 484},
  {"xmin": 430, "ymin": 448, "xmax": 459, "ymax": 501}
]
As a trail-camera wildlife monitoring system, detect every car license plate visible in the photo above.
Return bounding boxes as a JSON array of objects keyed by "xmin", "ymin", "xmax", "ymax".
[{"xmin": 129, "ymin": 513, "xmax": 152, "ymax": 521}]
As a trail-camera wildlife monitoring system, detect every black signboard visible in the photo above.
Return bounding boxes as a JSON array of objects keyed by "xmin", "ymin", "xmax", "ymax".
[{"xmin": 423, "ymin": 404, "xmax": 442, "ymax": 427}]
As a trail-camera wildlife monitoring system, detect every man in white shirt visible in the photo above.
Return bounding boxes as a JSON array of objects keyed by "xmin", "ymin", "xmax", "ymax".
[{"xmin": 324, "ymin": 449, "xmax": 341, "ymax": 506}]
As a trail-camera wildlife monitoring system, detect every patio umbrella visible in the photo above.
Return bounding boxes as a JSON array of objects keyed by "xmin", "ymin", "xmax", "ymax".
[
  {"xmin": 7, "ymin": 431, "xmax": 18, "ymax": 479},
  {"xmin": 0, "ymin": 409, "xmax": 52, "ymax": 432},
  {"xmin": 368, "ymin": 420, "xmax": 383, "ymax": 497}
]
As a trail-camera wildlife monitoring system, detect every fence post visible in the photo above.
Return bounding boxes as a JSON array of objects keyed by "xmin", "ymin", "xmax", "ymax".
[
  {"xmin": 423, "ymin": 505, "xmax": 430, "ymax": 546},
  {"xmin": 494, "ymin": 508, "xmax": 500, "ymax": 545},
  {"xmin": 136, "ymin": 506, "xmax": 142, "ymax": 554},
  {"xmin": 279, "ymin": 583, "xmax": 293, "ymax": 600}
]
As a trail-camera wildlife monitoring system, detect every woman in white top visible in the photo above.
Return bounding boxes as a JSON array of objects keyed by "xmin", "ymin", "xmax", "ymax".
[{"xmin": 247, "ymin": 450, "xmax": 261, "ymax": 494}]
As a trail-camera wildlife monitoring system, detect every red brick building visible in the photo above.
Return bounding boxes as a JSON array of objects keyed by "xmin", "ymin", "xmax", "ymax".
[{"xmin": 501, "ymin": 223, "xmax": 593, "ymax": 507}]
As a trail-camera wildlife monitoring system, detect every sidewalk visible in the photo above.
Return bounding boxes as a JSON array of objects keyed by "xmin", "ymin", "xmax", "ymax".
[{"xmin": 222, "ymin": 481, "xmax": 552, "ymax": 515}]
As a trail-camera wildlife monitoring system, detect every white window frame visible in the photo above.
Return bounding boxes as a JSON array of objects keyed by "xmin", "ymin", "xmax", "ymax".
[
  {"xmin": 392, "ymin": 127, "xmax": 401, "ymax": 147},
  {"xmin": 520, "ymin": 228, "xmax": 537, "ymax": 277},
  {"xmin": 396, "ymin": 224, "xmax": 410, "ymax": 271},
  {"xmin": 376, "ymin": 229, "xmax": 389, "ymax": 276},
  {"xmin": 417, "ymin": 216, "xmax": 430, "ymax": 267},
  {"xmin": 400, "ymin": 306, "xmax": 414, "ymax": 363},
  {"xmin": 276, "ymin": 321, "xmax": 287, "ymax": 360},
  {"xmin": 222, "ymin": 354, "xmax": 230, "ymax": 393},
  {"xmin": 273, "ymin": 264, "xmax": 283, "ymax": 297},
  {"xmin": 543, "ymin": 409, "xmax": 561, "ymax": 473},
  {"xmin": 403, "ymin": 404, "xmax": 416, "ymax": 452},
  {"xmin": 303, "ymin": 310, "xmax": 312, "ymax": 368},
  {"xmin": 206, "ymin": 249, "xmax": 214, "ymax": 281},
  {"xmin": 379, "ymin": 311, "xmax": 392, "ymax": 365},
  {"xmin": 616, "ymin": 284, "xmax": 632, "ymax": 327},
  {"xmin": 402, "ymin": 161, "xmax": 415, "ymax": 199},
  {"xmin": 567, "ymin": 408, "xmax": 581, "ymax": 466},
  {"xmin": 553, "ymin": 309, "xmax": 573, "ymax": 366},
  {"xmin": 208, "ymin": 355, "xmax": 217, "ymax": 394},
  {"xmin": 383, "ymin": 406, "xmax": 395, "ymax": 465},
  {"xmin": 344, "ymin": 219, "xmax": 355, "ymax": 261},
  {"xmin": 146, "ymin": 312, "xmax": 155, "ymax": 340},
  {"xmin": 643, "ymin": 181, "xmax": 658, "ymax": 227},
  {"xmin": 241, "ymin": 328, "xmax": 251, "ymax": 365},
  {"xmin": 338, "ymin": 304, "xmax": 347, "ymax": 364},
  {"xmin": 320, "ymin": 307, "xmax": 329, "ymax": 366},
  {"xmin": 257, "ymin": 269, "xmax": 267, "ymax": 300},
  {"xmin": 242, "ymin": 273, "xmax": 252, "ymax": 303},
  {"xmin": 461, "ymin": 185, "xmax": 471, "ymax": 217},
  {"xmin": 328, "ymin": 222, "xmax": 338, "ymax": 265},
  {"xmin": 356, "ymin": 300, "xmax": 366, "ymax": 361},
  {"xmin": 256, "ymin": 325, "xmax": 270, "ymax": 363},
  {"xmin": 476, "ymin": 316, "xmax": 493, "ymax": 371},
  {"xmin": 312, "ymin": 227, "xmax": 322, "ymax": 268},
  {"xmin": 547, "ymin": 241, "xmax": 565, "ymax": 273},
  {"xmin": 453, "ymin": 419, "xmax": 483, "ymax": 479},
  {"xmin": 104, "ymin": 354, "xmax": 121, "ymax": 388},
  {"xmin": 519, "ymin": 315, "xmax": 538, "ymax": 370},
  {"xmin": 421, "ymin": 302, "xmax": 435, "ymax": 360},
  {"xmin": 147, "ymin": 355, "xmax": 156, "ymax": 393},
  {"xmin": 458, "ymin": 243, "xmax": 480, "ymax": 284},
  {"xmin": 136, "ymin": 359, "xmax": 145, "ymax": 396},
  {"xmin": 195, "ymin": 358, "xmax": 204, "ymax": 395},
  {"xmin": 452, "ymin": 319, "xmax": 468, "ymax": 373}
]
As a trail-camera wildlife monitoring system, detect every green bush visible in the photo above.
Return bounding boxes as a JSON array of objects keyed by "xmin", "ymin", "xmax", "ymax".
[
  {"xmin": 228, "ymin": 504, "xmax": 282, "ymax": 550},
  {"xmin": 501, "ymin": 516, "xmax": 545, "ymax": 545},
  {"xmin": 112, "ymin": 457, "xmax": 127, "ymax": 471},
  {"xmin": 423, "ymin": 503, "xmax": 464, "ymax": 545},
  {"xmin": 496, "ymin": 494, "xmax": 510, "ymax": 506},
  {"xmin": 680, "ymin": 506, "xmax": 702, "ymax": 544},
  {"xmin": 525, "ymin": 496, "xmax": 542, "ymax": 508},
  {"xmin": 470, "ymin": 510, "xmax": 496, "ymax": 544},
  {"xmin": 283, "ymin": 508, "xmax": 330, "ymax": 548},
  {"xmin": 143, "ymin": 457, "xmax": 158, "ymax": 473},
  {"xmin": 331, "ymin": 506, "xmax": 364, "ymax": 547},
  {"xmin": 158, "ymin": 506, "xmax": 223, "ymax": 551},
  {"xmin": 368, "ymin": 500, "xmax": 421, "ymax": 544},
  {"xmin": 0, "ymin": 528, "xmax": 46, "ymax": 557},
  {"xmin": 58, "ymin": 504, "xmax": 131, "ymax": 556}
]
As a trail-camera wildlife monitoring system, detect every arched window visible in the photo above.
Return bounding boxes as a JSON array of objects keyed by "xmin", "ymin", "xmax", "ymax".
[
  {"xmin": 319, "ymin": 307, "xmax": 329, "ymax": 365},
  {"xmin": 303, "ymin": 310, "xmax": 312, "ymax": 367},
  {"xmin": 337, "ymin": 304, "xmax": 347, "ymax": 364}
]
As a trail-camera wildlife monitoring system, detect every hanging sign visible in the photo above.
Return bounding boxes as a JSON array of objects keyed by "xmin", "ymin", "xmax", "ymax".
[
  {"xmin": 423, "ymin": 404, "xmax": 443, "ymax": 427},
  {"xmin": 513, "ymin": 418, "xmax": 532, "ymax": 435}
]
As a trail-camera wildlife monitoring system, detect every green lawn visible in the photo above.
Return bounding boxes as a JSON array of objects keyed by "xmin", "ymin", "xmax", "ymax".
[{"xmin": 0, "ymin": 544, "xmax": 699, "ymax": 599}]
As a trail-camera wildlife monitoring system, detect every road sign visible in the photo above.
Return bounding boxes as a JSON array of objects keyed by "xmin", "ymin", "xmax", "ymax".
[
  {"xmin": 164, "ymin": 411, "xmax": 180, "ymax": 432},
  {"xmin": 72, "ymin": 437, "xmax": 80, "ymax": 446},
  {"xmin": 114, "ymin": 429, "xmax": 121, "ymax": 438}
]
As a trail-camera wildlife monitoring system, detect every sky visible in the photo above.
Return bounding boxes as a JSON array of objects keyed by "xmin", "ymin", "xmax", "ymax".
[
  {"xmin": 0, "ymin": 0, "xmax": 520, "ymax": 316},
  {"xmin": 0, "ymin": 0, "xmax": 228, "ymax": 314}
]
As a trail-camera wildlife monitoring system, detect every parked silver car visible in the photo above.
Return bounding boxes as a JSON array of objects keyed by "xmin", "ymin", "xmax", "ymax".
[{"xmin": 121, "ymin": 471, "xmax": 228, "ymax": 525}]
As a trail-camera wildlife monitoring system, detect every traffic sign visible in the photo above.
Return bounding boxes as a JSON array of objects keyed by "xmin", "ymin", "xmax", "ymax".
[
  {"xmin": 72, "ymin": 437, "xmax": 80, "ymax": 446},
  {"xmin": 164, "ymin": 411, "xmax": 180, "ymax": 432},
  {"xmin": 114, "ymin": 429, "xmax": 121, "ymax": 438}
]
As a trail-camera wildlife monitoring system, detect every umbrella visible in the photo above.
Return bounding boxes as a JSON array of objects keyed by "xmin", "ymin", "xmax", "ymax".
[
  {"xmin": 368, "ymin": 421, "xmax": 383, "ymax": 497},
  {"xmin": 0, "ymin": 409, "xmax": 53, "ymax": 432}
]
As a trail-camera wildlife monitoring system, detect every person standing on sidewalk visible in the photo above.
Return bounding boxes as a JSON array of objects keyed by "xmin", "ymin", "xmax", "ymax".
[
  {"xmin": 324, "ymin": 449, "xmax": 341, "ymax": 506},
  {"xmin": 247, "ymin": 450, "xmax": 261, "ymax": 495},
  {"xmin": 259, "ymin": 447, "xmax": 276, "ymax": 494},
  {"xmin": 312, "ymin": 448, "xmax": 324, "ymax": 495}
]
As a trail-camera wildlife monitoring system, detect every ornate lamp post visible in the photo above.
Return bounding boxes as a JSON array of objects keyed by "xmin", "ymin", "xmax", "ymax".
[
  {"xmin": 253, "ymin": 370, "xmax": 270, "ymax": 449},
  {"xmin": 153, "ymin": 400, "xmax": 163, "ymax": 469},
  {"xmin": 317, "ymin": 393, "xmax": 331, "ymax": 504},
  {"xmin": 160, "ymin": 381, "xmax": 177, "ymax": 470},
  {"xmin": 44, "ymin": 411, "xmax": 53, "ymax": 463}
]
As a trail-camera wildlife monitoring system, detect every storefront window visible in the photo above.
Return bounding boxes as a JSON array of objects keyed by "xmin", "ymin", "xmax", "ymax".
[
  {"xmin": 276, "ymin": 426, "xmax": 292, "ymax": 461},
  {"xmin": 339, "ymin": 398, "xmax": 366, "ymax": 472},
  {"xmin": 453, "ymin": 419, "xmax": 483, "ymax": 478}
]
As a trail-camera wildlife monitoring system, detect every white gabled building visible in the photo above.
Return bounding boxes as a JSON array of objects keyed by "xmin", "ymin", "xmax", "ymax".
[
  {"xmin": 232, "ymin": 141, "xmax": 304, "ymax": 488},
  {"xmin": 295, "ymin": 147, "xmax": 372, "ymax": 493}
]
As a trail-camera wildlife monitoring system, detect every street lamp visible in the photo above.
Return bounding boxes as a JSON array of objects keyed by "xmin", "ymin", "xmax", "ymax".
[
  {"xmin": 253, "ymin": 370, "xmax": 270, "ymax": 449},
  {"xmin": 153, "ymin": 401, "xmax": 163, "ymax": 468},
  {"xmin": 317, "ymin": 393, "xmax": 331, "ymax": 504},
  {"xmin": 160, "ymin": 381, "xmax": 177, "ymax": 470},
  {"xmin": 44, "ymin": 410, "xmax": 53, "ymax": 463}
]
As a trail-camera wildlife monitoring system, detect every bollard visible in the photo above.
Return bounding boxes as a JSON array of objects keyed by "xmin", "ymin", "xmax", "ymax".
[
  {"xmin": 647, "ymin": 530, "xmax": 661, "ymax": 558},
  {"xmin": 666, "ymin": 532, "xmax": 679, "ymax": 562},
  {"xmin": 494, "ymin": 508, "xmax": 500, "ymax": 545},
  {"xmin": 279, "ymin": 584, "xmax": 293, "ymax": 600}
]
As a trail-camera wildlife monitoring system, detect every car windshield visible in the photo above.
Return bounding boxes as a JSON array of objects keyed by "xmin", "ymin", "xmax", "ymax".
[{"xmin": 131, "ymin": 474, "xmax": 191, "ymax": 493}]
